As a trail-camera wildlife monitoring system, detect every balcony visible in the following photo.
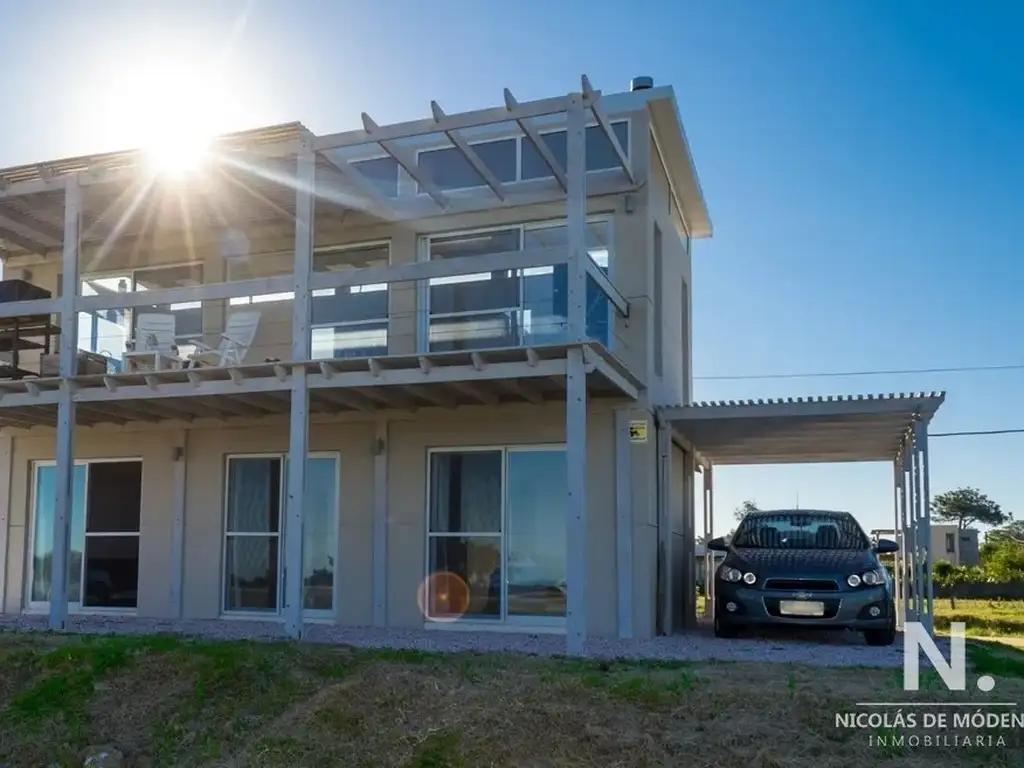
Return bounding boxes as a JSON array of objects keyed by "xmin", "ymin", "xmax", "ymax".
[
  {"xmin": 0, "ymin": 243, "xmax": 637, "ymax": 428},
  {"xmin": 0, "ymin": 76, "xmax": 650, "ymax": 430}
]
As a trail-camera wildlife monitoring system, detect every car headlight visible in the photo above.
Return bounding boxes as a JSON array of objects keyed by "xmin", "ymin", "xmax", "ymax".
[
  {"xmin": 719, "ymin": 566, "xmax": 742, "ymax": 583},
  {"xmin": 847, "ymin": 574, "xmax": 862, "ymax": 588},
  {"xmin": 861, "ymin": 570, "xmax": 882, "ymax": 586},
  {"xmin": 742, "ymin": 572, "xmax": 758, "ymax": 585}
]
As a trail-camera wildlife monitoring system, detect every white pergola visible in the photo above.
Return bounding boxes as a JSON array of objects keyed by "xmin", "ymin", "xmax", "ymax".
[
  {"xmin": 660, "ymin": 392, "xmax": 946, "ymax": 635},
  {"xmin": 0, "ymin": 76, "xmax": 677, "ymax": 654}
]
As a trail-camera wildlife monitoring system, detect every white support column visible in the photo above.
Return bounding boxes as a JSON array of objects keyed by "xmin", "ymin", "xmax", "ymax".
[
  {"xmin": 564, "ymin": 92, "xmax": 588, "ymax": 655},
  {"xmin": 169, "ymin": 431, "xmax": 188, "ymax": 618},
  {"xmin": 656, "ymin": 423, "xmax": 673, "ymax": 634},
  {"xmin": 0, "ymin": 436, "xmax": 12, "ymax": 611},
  {"xmin": 892, "ymin": 458, "xmax": 903, "ymax": 630},
  {"xmin": 614, "ymin": 409, "xmax": 633, "ymax": 639},
  {"xmin": 899, "ymin": 446, "xmax": 913, "ymax": 623},
  {"xmin": 681, "ymin": 450, "xmax": 697, "ymax": 630},
  {"xmin": 910, "ymin": 430, "xmax": 925, "ymax": 622},
  {"xmin": 705, "ymin": 466, "xmax": 715, "ymax": 617},
  {"xmin": 372, "ymin": 419, "xmax": 389, "ymax": 627},
  {"xmin": 283, "ymin": 144, "xmax": 315, "ymax": 639},
  {"xmin": 49, "ymin": 174, "xmax": 81, "ymax": 631},
  {"xmin": 916, "ymin": 420, "xmax": 934, "ymax": 634}
]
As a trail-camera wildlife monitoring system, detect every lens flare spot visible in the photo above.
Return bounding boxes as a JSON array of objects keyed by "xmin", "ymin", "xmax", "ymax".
[{"xmin": 418, "ymin": 571, "xmax": 470, "ymax": 622}]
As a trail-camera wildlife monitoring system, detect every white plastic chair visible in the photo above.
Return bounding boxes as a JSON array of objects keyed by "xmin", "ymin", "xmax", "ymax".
[
  {"xmin": 123, "ymin": 313, "xmax": 182, "ymax": 372},
  {"xmin": 186, "ymin": 310, "xmax": 261, "ymax": 367}
]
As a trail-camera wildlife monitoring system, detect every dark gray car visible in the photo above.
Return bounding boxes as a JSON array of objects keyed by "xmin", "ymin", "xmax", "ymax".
[{"xmin": 707, "ymin": 509, "xmax": 900, "ymax": 645}]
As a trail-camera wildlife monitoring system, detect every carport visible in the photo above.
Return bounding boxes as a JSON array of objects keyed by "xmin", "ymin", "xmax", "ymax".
[{"xmin": 658, "ymin": 392, "xmax": 946, "ymax": 635}]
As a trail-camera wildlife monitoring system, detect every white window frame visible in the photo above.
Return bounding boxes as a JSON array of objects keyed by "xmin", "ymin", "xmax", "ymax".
[
  {"xmin": 26, "ymin": 457, "xmax": 144, "ymax": 616},
  {"xmin": 221, "ymin": 452, "xmax": 340, "ymax": 620},
  {"xmin": 424, "ymin": 444, "xmax": 567, "ymax": 630},
  {"xmin": 416, "ymin": 216, "xmax": 616, "ymax": 354}
]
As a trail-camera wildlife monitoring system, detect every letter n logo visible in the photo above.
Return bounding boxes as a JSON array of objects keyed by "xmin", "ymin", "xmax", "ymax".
[{"xmin": 903, "ymin": 621, "xmax": 966, "ymax": 692}]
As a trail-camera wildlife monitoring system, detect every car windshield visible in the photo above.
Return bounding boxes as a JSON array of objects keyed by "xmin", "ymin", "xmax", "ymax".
[{"xmin": 731, "ymin": 512, "xmax": 868, "ymax": 550}]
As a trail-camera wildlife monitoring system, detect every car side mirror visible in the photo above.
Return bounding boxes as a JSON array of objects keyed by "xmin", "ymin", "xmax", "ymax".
[
  {"xmin": 707, "ymin": 536, "xmax": 730, "ymax": 552},
  {"xmin": 873, "ymin": 539, "xmax": 899, "ymax": 554}
]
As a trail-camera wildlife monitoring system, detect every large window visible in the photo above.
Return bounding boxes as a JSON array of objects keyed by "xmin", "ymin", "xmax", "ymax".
[
  {"xmin": 29, "ymin": 460, "xmax": 142, "ymax": 610},
  {"xmin": 78, "ymin": 263, "xmax": 204, "ymax": 368},
  {"xmin": 422, "ymin": 220, "xmax": 613, "ymax": 352},
  {"xmin": 227, "ymin": 243, "xmax": 391, "ymax": 358},
  {"xmin": 426, "ymin": 447, "xmax": 566, "ymax": 625},
  {"xmin": 223, "ymin": 454, "xmax": 338, "ymax": 616},
  {"xmin": 415, "ymin": 120, "xmax": 630, "ymax": 194}
]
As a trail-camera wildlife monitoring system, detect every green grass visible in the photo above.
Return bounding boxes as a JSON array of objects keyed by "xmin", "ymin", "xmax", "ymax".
[
  {"xmin": 934, "ymin": 599, "xmax": 1024, "ymax": 637},
  {"xmin": 0, "ymin": 631, "xmax": 1021, "ymax": 767}
]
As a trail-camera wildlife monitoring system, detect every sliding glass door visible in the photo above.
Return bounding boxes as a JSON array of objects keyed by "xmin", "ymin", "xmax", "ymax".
[
  {"xmin": 30, "ymin": 460, "xmax": 143, "ymax": 611},
  {"xmin": 222, "ymin": 454, "xmax": 339, "ymax": 617},
  {"xmin": 426, "ymin": 446, "xmax": 566, "ymax": 626}
]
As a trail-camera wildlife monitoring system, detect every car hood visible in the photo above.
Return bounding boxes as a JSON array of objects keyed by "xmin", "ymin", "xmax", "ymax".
[{"xmin": 726, "ymin": 547, "xmax": 875, "ymax": 578}]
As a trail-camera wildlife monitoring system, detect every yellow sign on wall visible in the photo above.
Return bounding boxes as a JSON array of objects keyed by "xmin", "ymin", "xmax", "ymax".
[{"xmin": 628, "ymin": 420, "xmax": 648, "ymax": 443}]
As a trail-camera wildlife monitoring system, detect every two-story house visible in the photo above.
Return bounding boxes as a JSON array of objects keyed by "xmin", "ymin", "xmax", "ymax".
[
  {"xmin": 0, "ymin": 75, "xmax": 946, "ymax": 650},
  {"xmin": 0, "ymin": 76, "xmax": 713, "ymax": 653}
]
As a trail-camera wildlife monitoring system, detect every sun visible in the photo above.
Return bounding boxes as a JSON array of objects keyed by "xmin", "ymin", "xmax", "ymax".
[
  {"xmin": 116, "ymin": 57, "xmax": 222, "ymax": 177},
  {"xmin": 145, "ymin": 127, "xmax": 212, "ymax": 177}
]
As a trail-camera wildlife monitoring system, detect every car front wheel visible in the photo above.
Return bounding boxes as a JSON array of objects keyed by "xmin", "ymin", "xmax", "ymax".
[
  {"xmin": 863, "ymin": 613, "xmax": 896, "ymax": 646},
  {"xmin": 714, "ymin": 615, "xmax": 739, "ymax": 639}
]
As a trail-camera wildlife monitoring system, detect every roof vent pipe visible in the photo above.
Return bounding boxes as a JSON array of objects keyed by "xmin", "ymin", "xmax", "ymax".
[{"xmin": 631, "ymin": 76, "xmax": 654, "ymax": 91}]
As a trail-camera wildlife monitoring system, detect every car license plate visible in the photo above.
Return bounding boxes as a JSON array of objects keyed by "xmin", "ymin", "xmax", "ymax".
[{"xmin": 779, "ymin": 600, "xmax": 825, "ymax": 617}]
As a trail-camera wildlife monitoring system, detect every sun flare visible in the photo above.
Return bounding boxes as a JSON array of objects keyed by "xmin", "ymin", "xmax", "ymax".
[
  {"xmin": 114, "ymin": 56, "xmax": 224, "ymax": 177},
  {"xmin": 145, "ymin": 128, "xmax": 212, "ymax": 176}
]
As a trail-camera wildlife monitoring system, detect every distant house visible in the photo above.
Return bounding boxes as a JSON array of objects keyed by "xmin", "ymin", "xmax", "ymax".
[
  {"xmin": 871, "ymin": 525, "xmax": 980, "ymax": 568},
  {"xmin": 932, "ymin": 524, "xmax": 980, "ymax": 567}
]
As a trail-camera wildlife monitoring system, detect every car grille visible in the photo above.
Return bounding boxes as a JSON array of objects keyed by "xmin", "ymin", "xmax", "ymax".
[{"xmin": 763, "ymin": 578, "xmax": 839, "ymax": 592}]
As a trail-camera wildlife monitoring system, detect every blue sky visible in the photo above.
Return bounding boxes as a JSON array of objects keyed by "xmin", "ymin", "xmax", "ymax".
[{"xmin": 0, "ymin": 1, "xmax": 1020, "ymax": 537}]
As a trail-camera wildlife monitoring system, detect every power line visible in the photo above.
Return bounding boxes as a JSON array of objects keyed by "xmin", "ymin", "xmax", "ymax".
[
  {"xmin": 695, "ymin": 363, "xmax": 1024, "ymax": 381},
  {"xmin": 930, "ymin": 428, "xmax": 1024, "ymax": 438}
]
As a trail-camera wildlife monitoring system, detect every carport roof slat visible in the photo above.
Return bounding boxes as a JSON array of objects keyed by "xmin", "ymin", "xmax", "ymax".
[{"xmin": 661, "ymin": 392, "xmax": 945, "ymax": 465}]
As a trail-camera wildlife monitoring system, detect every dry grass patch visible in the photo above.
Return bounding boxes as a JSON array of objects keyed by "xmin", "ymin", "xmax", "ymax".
[{"xmin": 0, "ymin": 632, "xmax": 1021, "ymax": 767}]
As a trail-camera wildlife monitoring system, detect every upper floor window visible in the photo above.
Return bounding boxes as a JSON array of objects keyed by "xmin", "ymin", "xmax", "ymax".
[
  {"xmin": 351, "ymin": 156, "xmax": 400, "ymax": 198},
  {"xmin": 227, "ymin": 242, "xmax": 391, "ymax": 358},
  {"xmin": 945, "ymin": 533, "xmax": 956, "ymax": 553},
  {"xmin": 415, "ymin": 120, "xmax": 630, "ymax": 195},
  {"xmin": 522, "ymin": 121, "xmax": 630, "ymax": 180},
  {"xmin": 422, "ymin": 219, "xmax": 613, "ymax": 353},
  {"xmin": 417, "ymin": 138, "xmax": 518, "ymax": 192},
  {"xmin": 311, "ymin": 243, "xmax": 390, "ymax": 359}
]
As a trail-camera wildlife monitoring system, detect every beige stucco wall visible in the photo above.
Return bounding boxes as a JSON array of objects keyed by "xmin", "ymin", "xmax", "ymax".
[
  {"xmin": 1, "ymin": 401, "xmax": 631, "ymax": 638},
  {"xmin": 647, "ymin": 139, "xmax": 693, "ymax": 408}
]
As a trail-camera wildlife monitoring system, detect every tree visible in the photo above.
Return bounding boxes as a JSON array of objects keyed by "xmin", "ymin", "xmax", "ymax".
[
  {"xmin": 931, "ymin": 487, "xmax": 1010, "ymax": 531},
  {"xmin": 932, "ymin": 560, "xmax": 962, "ymax": 609},
  {"xmin": 986, "ymin": 520, "xmax": 1024, "ymax": 546},
  {"xmin": 980, "ymin": 522, "xmax": 1024, "ymax": 582},
  {"xmin": 734, "ymin": 500, "xmax": 759, "ymax": 523}
]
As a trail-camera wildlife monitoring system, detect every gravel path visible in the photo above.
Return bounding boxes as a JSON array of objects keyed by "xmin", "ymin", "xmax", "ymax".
[{"xmin": 0, "ymin": 614, "xmax": 940, "ymax": 668}]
